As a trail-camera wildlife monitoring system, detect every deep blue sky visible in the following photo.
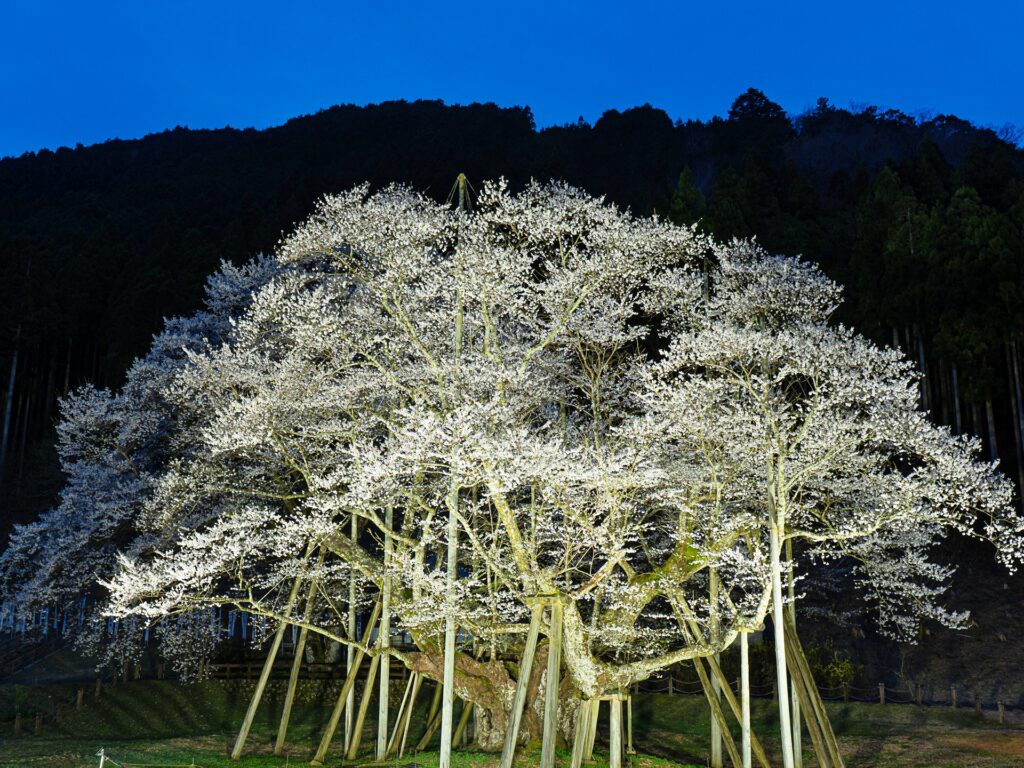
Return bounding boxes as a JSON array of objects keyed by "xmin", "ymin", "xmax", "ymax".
[{"xmin": 2, "ymin": 0, "xmax": 1022, "ymax": 159}]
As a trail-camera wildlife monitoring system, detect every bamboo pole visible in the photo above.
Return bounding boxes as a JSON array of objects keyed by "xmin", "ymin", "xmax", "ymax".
[
  {"xmin": 499, "ymin": 602, "xmax": 543, "ymax": 768},
  {"xmin": 345, "ymin": 652, "xmax": 380, "ymax": 761},
  {"xmin": 230, "ymin": 569, "xmax": 306, "ymax": 760},
  {"xmin": 311, "ymin": 600, "xmax": 382, "ymax": 765},
  {"xmin": 540, "ymin": 600, "xmax": 564, "ymax": 768}
]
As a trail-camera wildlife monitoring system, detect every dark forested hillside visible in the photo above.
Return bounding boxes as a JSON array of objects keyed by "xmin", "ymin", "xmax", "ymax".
[{"xmin": 1, "ymin": 91, "xmax": 1022, "ymax": 539}]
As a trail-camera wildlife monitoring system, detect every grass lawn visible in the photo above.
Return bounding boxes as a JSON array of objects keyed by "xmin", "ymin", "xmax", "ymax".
[{"xmin": 0, "ymin": 666, "xmax": 1020, "ymax": 767}]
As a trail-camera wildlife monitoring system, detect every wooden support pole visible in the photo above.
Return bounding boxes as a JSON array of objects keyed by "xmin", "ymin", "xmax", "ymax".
[
  {"xmin": 951, "ymin": 685, "xmax": 957, "ymax": 709},
  {"xmin": 311, "ymin": 600, "xmax": 382, "ymax": 765},
  {"xmin": 454, "ymin": 700, "xmax": 474, "ymax": 748},
  {"xmin": 879, "ymin": 684, "xmax": 885, "ymax": 705},
  {"xmin": 786, "ymin": 540, "xmax": 802, "ymax": 768},
  {"xmin": 230, "ymin": 570, "xmax": 306, "ymax": 760},
  {"xmin": 676, "ymin": 605, "xmax": 770, "ymax": 768},
  {"xmin": 376, "ymin": 505, "xmax": 394, "ymax": 761},
  {"xmin": 398, "ymin": 672, "xmax": 423, "ymax": 757},
  {"xmin": 417, "ymin": 682, "xmax": 445, "ymax": 752},
  {"xmin": 346, "ymin": 651, "xmax": 380, "ymax": 761},
  {"xmin": 626, "ymin": 695, "xmax": 634, "ymax": 754},
  {"xmin": 609, "ymin": 696, "xmax": 623, "ymax": 768},
  {"xmin": 275, "ymin": 552, "xmax": 324, "ymax": 755},
  {"xmin": 741, "ymin": 631, "xmax": 752, "ymax": 768},
  {"xmin": 76, "ymin": 688, "xmax": 84, "ymax": 710},
  {"xmin": 386, "ymin": 671, "xmax": 417, "ymax": 756},
  {"xmin": 439, "ymin": 481, "xmax": 460, "ymax": 768},
  {"xmin": 585, "ymin": 698, "xmax": 600, "ymax": 760},
  {"xmin": 570, "ymin": 700, "xmax": 591, "ymax": 768},
  {"xmin": 782, "ymin": 615, "xmax": 842, "ymax": 768},
  {"xmin": 344, "ymin": 514, "xmax": 357, "ymax": 752},
  {"xmin": 499, "ymin": 602, "xmax": 543, "ymax": 768},
  {"xmin": 998, "ymin": 700, "xmax": 1005, "ymax": 725},
  {"xmin": 540, "ymin": 600, "xmax": 564, "ymax": 768},
  {"xmin": 693, "ymin": 656, "xmax": 743, "ymax": 768}
]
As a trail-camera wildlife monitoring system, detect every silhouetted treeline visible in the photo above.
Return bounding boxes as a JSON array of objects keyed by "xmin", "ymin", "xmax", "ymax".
[{"xmin": 1, "ymin": 91, "xmax": 1022, "ymax": 535}]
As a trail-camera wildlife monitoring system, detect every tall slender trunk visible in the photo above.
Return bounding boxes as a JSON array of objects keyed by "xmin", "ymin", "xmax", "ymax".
[
  {"xmin": 951, "ymin": 364, "xmax": 962, "ymax": 435},
  {"xmin": 986, "ymin": 400, "xmax": 999, "ymax": 462},
  {"xmin": 0, "ymin": 345, "xmax": 19, "ymax": 486},
  {"xmin": 1006, "ymin": 344, "xmax": 1024, "ymax": 491},
  {"xmin": 914, "ymin": 325, "xmax": 929, "ymax": 411}
]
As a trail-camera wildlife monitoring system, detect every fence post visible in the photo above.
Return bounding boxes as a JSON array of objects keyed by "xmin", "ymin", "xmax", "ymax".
[
  {"xmin": 843, "ymin": 683, "xmax": 849, "ymax": 704},
  {"xmin": 94, "ymin": 677, "xmax": 102, "ymax": 700},
  {"xmin": 951, "ymin": 685, "xmax": 957, "ymax": 709},
  {"xmin": 667, "ymin": 675, "xmax": 673, "ymax": 696},
  {"xmin": 915, "ymin": 687, "xmax": 923, "ymax": 706},
  {"xmin": 34, "ymin": 711, "xmax": 42, "ymax": 735},
  {"xmin": 77, "ymin": 687, "xmax": 85, "ymax": 710},
  {"xmin": 974, "ymin": 693, "xmax": 981, "ymax": 716},
  {"xmin": 14, "ymin": 712, "xmax": 22, "ymax": 736},
  {"xmin": 878, "ymin": 684, "xmax": 885, "ymax": 705},
  {"xmin": 998, "ymin": 700, "xmax": 1005, "ymax": 725}
]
